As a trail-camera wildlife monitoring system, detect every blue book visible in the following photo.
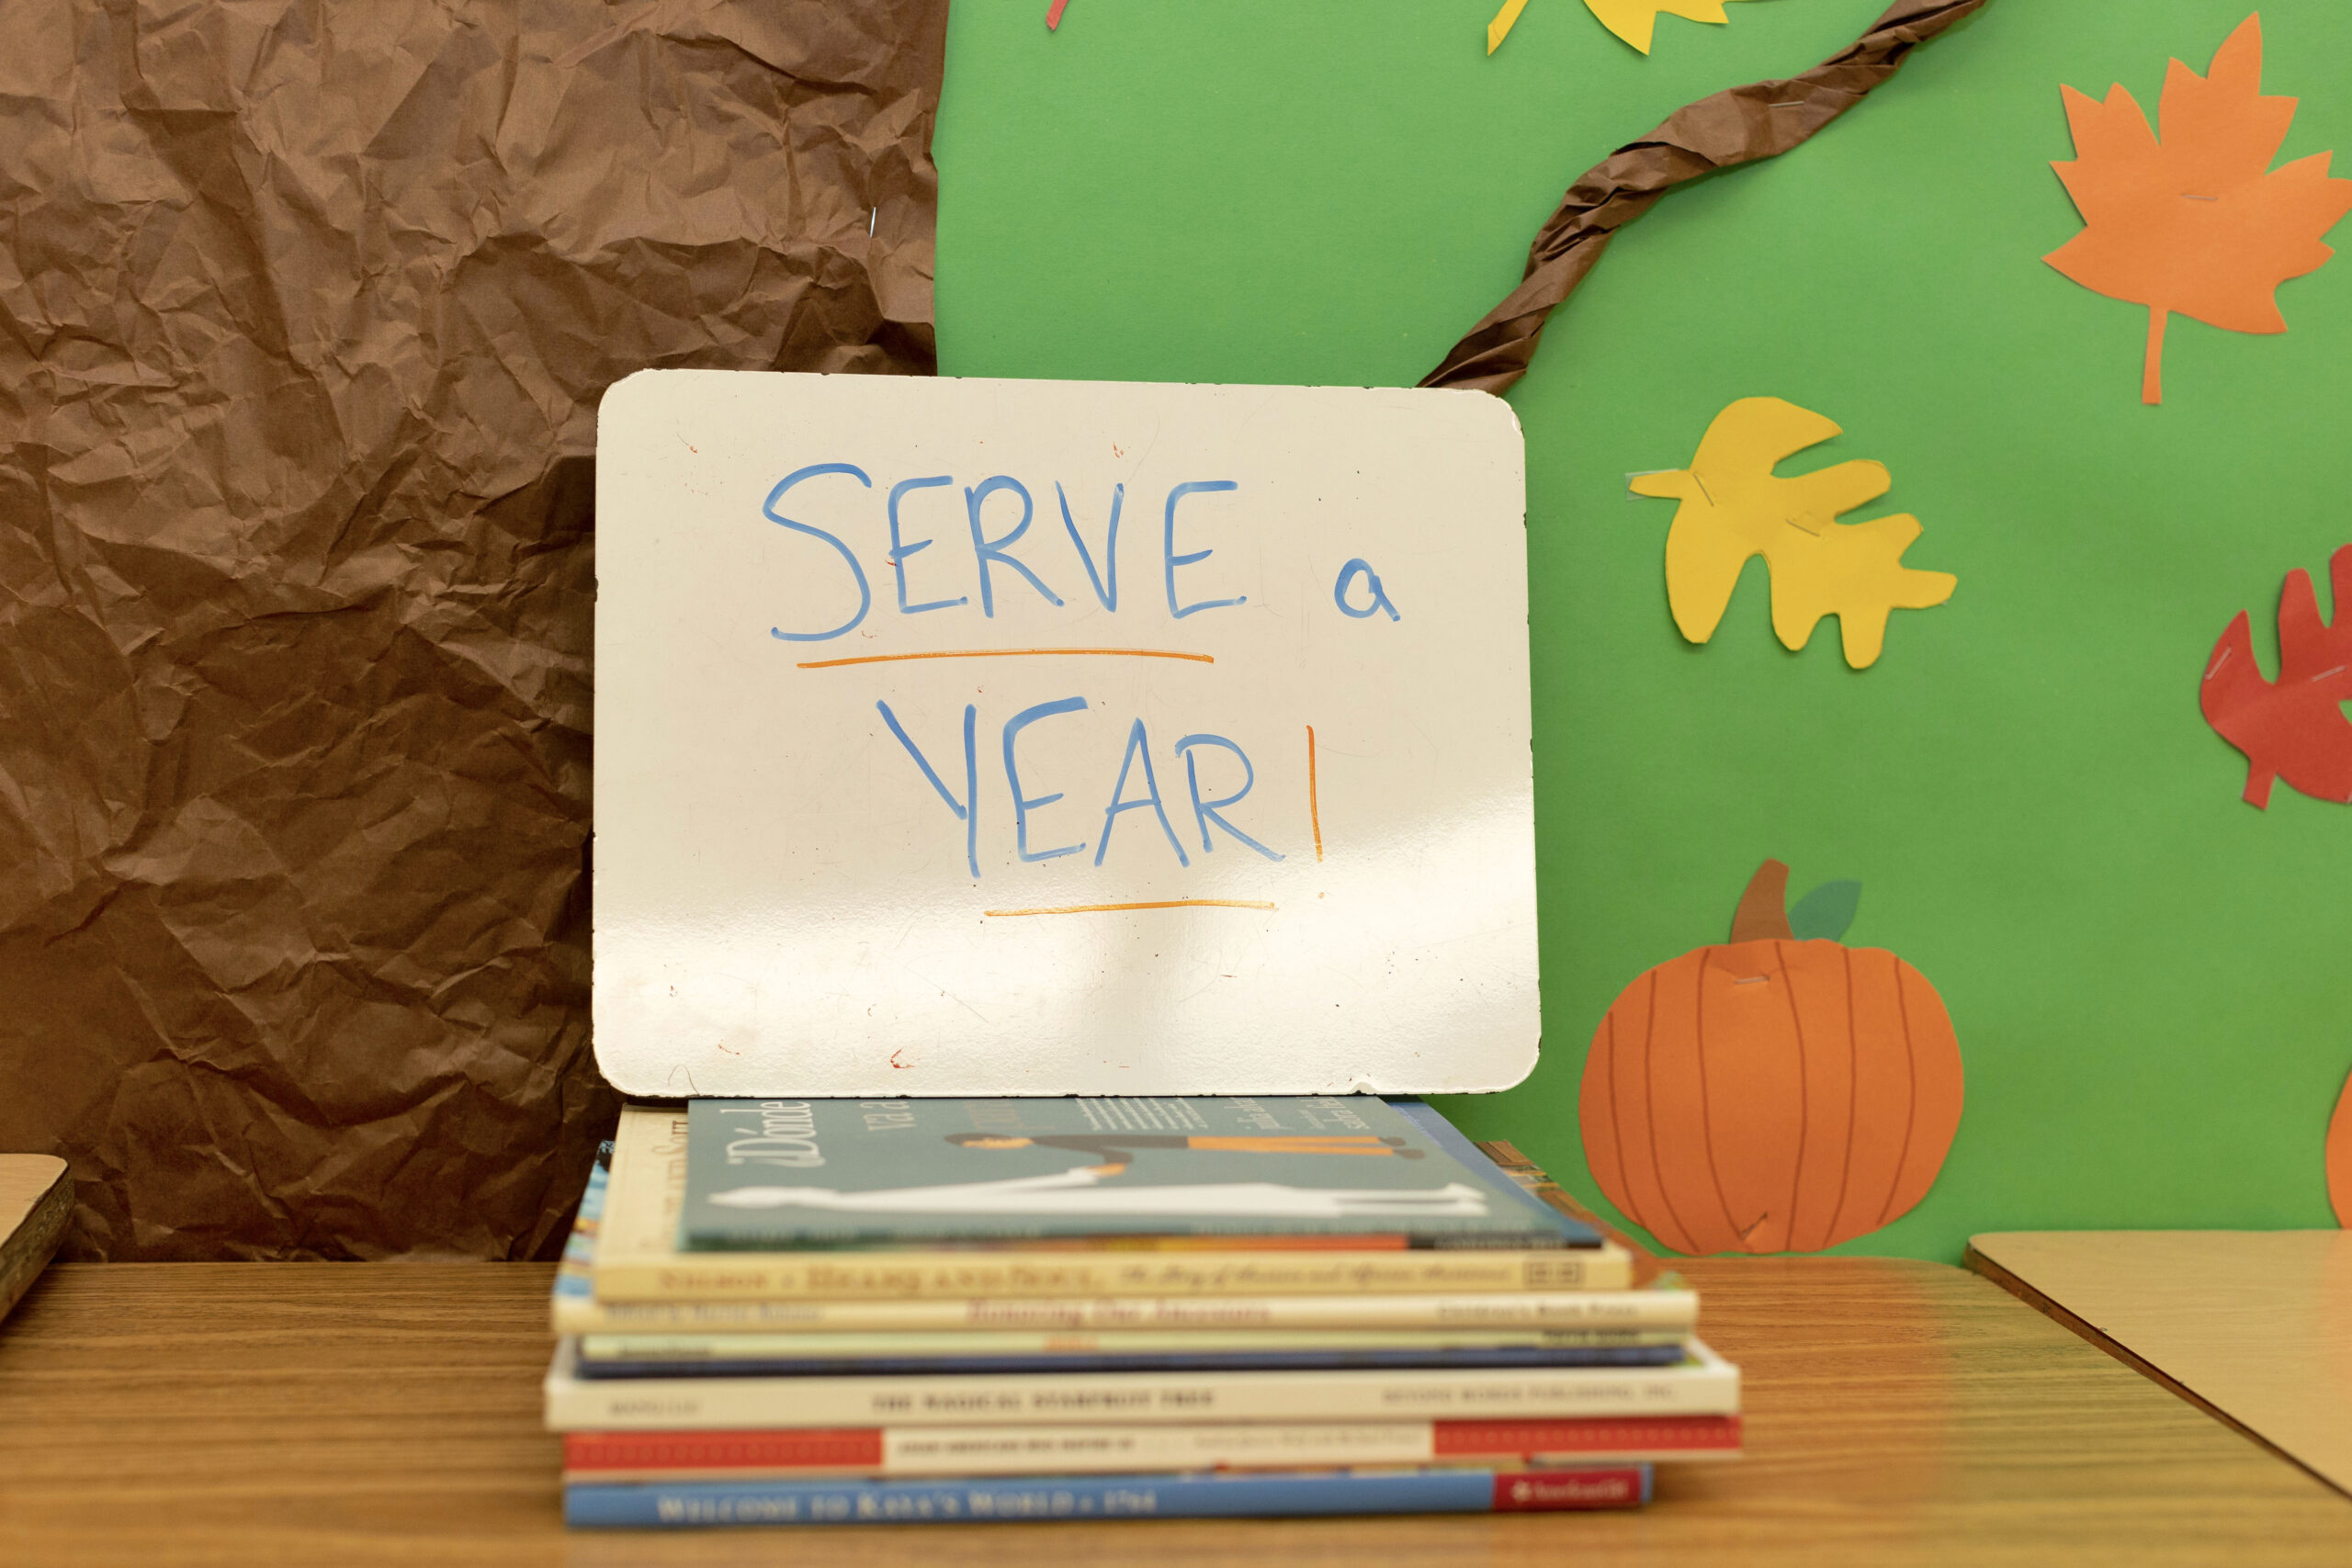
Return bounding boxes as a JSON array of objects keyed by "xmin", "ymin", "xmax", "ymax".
[
  {"xmin": 564, "ymin": 1464, "xmax": 1653, "ymax": 1527},
  {"xmin": 571, "ymin": 1341, "xmax": 1686, "ymax": 1379}
]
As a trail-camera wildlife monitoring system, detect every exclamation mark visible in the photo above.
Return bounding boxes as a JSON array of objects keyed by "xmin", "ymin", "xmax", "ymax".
[{"xmin": 1306, "ymin": 725, "xmax": 1324, "ymax": 863}]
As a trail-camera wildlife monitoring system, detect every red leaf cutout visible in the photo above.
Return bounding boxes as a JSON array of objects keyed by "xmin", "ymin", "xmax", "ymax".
[
  {"xmin": 2200, "ymin": 544, "xmax": 2352, "ymax": 808},
  {"xmin": 2330, "ymin": 1066, "xmax": 2352, "ymax": 1227}
]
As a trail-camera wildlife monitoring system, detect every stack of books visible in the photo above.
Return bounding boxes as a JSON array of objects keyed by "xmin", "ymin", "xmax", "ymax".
[{"xmin": 545, "ymin": 1100, "xmax": 1739, "ymax": 1529}]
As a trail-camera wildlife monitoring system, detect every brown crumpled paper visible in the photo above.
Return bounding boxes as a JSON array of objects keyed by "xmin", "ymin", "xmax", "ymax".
[
  {"xmin": 0, "ymin": 1, "xmax": 947, "ymax": 1259},
  {"xmin": 1424, "ymin": 0, "xmax": 1988, "ymax": 395}
]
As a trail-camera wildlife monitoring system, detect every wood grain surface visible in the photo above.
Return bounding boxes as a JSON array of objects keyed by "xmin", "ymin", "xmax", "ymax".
[
  {"xmin": 0, "ymin": 1257, "xmax": 2346, "ymax": 1567},
  {"xmin": 1971, "ymin": 1231, "xmax": 2352, "ymax": 1497}
]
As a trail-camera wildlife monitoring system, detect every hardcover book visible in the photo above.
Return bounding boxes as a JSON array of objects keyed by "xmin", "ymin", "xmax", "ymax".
[
  {"xmin": 563, "ymin": 1463, "xmax": 1650, "ymax": 1526},
  {"xmin": 541, "ymin": 1337, "xmax": 1738, "ymax": 1430},
  {"xmin": 680, "ymin": 1096, "xmax": 1598, "ymax": 1247},
  {"xmin": 556, "ymin": 1121, "xmax": 1663, "ymax": 1329},
  {"xmin": 569, "ymin": 1336, "xmax": 1686, "ymax": 1380},
  {"xmin": 561, "ymin": 1414, "xmax": 1741, "ymax": 1481}
]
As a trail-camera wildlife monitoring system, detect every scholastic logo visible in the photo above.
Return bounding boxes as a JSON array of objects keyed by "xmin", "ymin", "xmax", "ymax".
[{"xmin": 1493, "ymin": 1471, "xmax": 1638, "ymax": 1511}]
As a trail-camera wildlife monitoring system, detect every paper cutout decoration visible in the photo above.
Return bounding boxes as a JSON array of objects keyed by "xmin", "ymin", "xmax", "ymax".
[
  {"xmin": 1787, "ymin": 878, "xmax": 1861, "ymax": 942},
  {"xmin": 1487, "ymin": 0, "xmax": 1531, "ymax": 54},
  {"xmin": 1046, "ymin": 0, "xmax": 1069, "ymax": 29},
  {"xmin": 1487, "ymin": 1, "xmax": 1755, "ymax": 56},
  {"xmin": 1430, "ymin": 2, "xmax": 1986, "ymax": 393},
  {"xmin": 2045, "ymin": 15, "xmax": 2352, "ymax": 405},
  {"xmin": 2330, "ymin": 1067, "xmax": 2352, "ymax": 1227},
  {"xmin": 1585, "ymin": 1, "xmax": 1753, "ymax": 56},
  {"xmin": 1581, "ymin": 859, "xmax": 1964, "ymax": 1256},
  {"xmin": 1630, "ymin": 398, "xmax": 1957, "ymax": 669},
  {"xmin": 2200, "ymin": 543, "xmax": 2352, "ymax": 808}
]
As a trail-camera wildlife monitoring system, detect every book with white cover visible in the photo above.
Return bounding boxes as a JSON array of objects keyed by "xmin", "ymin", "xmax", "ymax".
[
  {"xmin": 564, "ymin": 1414, "xmax": 1742, "ymax": 1480},
  {"xmin": 542, "ymin": 1337, "xmax": 1738, "ymax": 1431}
]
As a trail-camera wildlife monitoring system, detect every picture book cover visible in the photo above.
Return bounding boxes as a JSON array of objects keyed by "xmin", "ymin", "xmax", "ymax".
[{"xmin": 679, "ymin": 1097, "xmax": 1599, "ymax": 1248}]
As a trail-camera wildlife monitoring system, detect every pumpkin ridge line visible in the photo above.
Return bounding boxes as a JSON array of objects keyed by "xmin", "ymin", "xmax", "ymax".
[
  {"xmin": 1829, "ymin": 941, "xmax": 1860, "ymax": 1248},
  {"xmin": 1778, "ymin": 937, "xmax": 1809, "ymax": 1255},
  {"xmin": 1639, "ymin": 962, "xmax": 1695, "ymax": 1256},
  {"xmin": 1691, "ymin": 952, "xmax": 1747, "ymax": 1255},
  {"xmin": 1877, "ymin": 954, "xmax": 1922, "ymax": 1230}
]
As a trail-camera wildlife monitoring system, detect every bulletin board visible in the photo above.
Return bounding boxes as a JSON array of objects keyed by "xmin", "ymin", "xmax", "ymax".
[
  {"xmin": 10, "ymin": 0, "xmax": 2348, "ymax": 1264},
  {"xmin": 935, "ymin": 0, "xmax": 2352, "ymax": 1262}
]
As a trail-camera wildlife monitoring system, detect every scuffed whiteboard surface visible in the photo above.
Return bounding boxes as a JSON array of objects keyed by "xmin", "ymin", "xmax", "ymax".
[{"xmin": 594, "ymin": 372, "xmax": 1534, "ymax": 1095}]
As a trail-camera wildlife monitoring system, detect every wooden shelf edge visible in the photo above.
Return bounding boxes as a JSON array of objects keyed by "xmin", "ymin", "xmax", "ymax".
[{"xmin": 0, "ymin": 1156, "xmax": 73, "ymax": 1326}]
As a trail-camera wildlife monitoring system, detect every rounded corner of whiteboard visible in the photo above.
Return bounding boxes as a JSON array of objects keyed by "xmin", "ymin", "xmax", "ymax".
[
  {"xmin": 588, "ymin": 1035, "xmax": 665, "ymax": 1100},
  {"xmin": 1473, "ymin": 390, "xmax": 1526, "ymax": 447},
  {"xmin": 597, "ymin": 367, "xmax": 673, "ymax": 430},
  {"xmin": 1456, "ymin": 1031, "xmax": 1541, "ymax": 1094}
]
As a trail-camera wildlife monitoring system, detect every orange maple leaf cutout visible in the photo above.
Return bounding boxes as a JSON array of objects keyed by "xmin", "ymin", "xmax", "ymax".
[
  {"xmin": 2044, "ymin": 15, "xmax": 2352, "ymax": 404},
  {"xmin": 2199, "ymin": 544, "xmax": 2352, "ymax": 809}
]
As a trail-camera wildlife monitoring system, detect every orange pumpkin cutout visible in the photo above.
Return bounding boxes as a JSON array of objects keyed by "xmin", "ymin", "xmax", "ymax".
[{"xmin": 1580, "ymin": 860, "xmax": 1963, "ymax": 1256}]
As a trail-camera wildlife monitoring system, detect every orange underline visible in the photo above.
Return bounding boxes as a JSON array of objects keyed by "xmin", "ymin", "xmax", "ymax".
[
  {"xmin": 797, "ymin": 648, "xmax": 1215, "ymax": 669},
  {"xmin": 1306, "ymin": 724, "xmax": 1324, "ymax": 863},
  {"xmin": 983, "ymin": 899, "xmax": 1278, "ymax": 917}
]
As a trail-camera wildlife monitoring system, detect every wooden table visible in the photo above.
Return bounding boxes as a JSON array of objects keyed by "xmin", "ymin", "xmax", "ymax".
[
  {"xmin": 1971, "ymin": 1231, "xmax": 2352, "ymax": 1497},
  {"xmin": 2, "ymin": 1258, "xmax": 2346, "ymax": 1567}
]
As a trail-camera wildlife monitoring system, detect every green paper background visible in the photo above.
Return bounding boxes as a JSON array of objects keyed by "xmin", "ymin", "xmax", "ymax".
[{"xmin": 933, "ymin": 0, "xmax": 2352, "ymax": 1261}]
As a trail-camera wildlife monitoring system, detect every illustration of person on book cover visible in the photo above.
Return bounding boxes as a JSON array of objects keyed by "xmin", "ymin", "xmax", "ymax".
[
  {"xmin": 705, "ymin": 1125, "xmax": 1487, "ymax": 1216},
  {"xmin": 944, "ymin": 1132, "xmax": 1428, "ymax": 1173},
  {"xmin": 682, "ymin": 1098, "xmax": 1565, "ymax": 1235},
  {"xmin": 705, "ymin": 1165, "xmax": 1493, "ymax": 1218}
]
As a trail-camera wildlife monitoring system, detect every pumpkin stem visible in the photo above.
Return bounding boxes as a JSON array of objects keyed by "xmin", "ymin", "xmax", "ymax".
[{"xmin": 1729, "ymin": 859, "xmax": 1794, "ymax": 943}]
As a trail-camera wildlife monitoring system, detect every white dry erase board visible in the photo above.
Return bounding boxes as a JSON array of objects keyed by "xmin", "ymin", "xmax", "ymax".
[{"xmin": 593, "ymin": 371, "xmax": 1535, "ymax": 1096}]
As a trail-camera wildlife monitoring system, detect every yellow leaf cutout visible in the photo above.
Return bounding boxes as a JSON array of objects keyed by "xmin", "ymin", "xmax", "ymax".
[
  {"xmin": 1488, "ymin": 0, "xmax": 1532, "ymax": 54},
  {"xmin": 1487, "ymin": 0, "xmax": 1753, "ymax": 55},
  {"xmin": 1587, "ymin": 0, "xmax": 1754, "ymax": 55},
  {"xmin": 1631, "ymin": 398, "xmax": 1957, "ymax": 669}
]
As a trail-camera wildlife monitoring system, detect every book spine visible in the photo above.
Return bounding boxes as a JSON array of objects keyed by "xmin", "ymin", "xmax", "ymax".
[
  {"xmin": 557, "ymin": 1286, "xmax": 1691, "ymax": 1337},
  {"xmin": 589, "ymin": 1248, "xmax": 1630, "ymax": 1303},
  {"xmin": 545, "ymin": 1357, "xmax": 1738, "ymax": 1431},
  {"xmin": 599, "ymin": 1107, "xmax": 695, "ymax": 1260},
  {"xmin": 573, "ymin": 1343, "xmax": 1688, "ymax": 1380},
  {"xmin": 565, "ymin": 1415, "xmax": 1740, "ymax": 1479},
  {"xmin": 686, "ymin": 1227, "xmax": 1577, "ymax": 1250},
  {"xmin": 1387, "ymin": 1100, "xmax": 1579, "ymax": 1233},
  {"xmin": 562, "ymin": 1464, "xmax": 1652, "ymax": 1526},
  {"xmin": 580, "ymin": 1327, "xmax": 1685, "ymax": 1361},
  {"xmin": 1434, "ymin": 1414, "xmax": 1743, "ymax": 1458}
]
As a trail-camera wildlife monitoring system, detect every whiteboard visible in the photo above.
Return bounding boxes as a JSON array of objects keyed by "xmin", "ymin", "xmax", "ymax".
[{"xmin": 594, "ymin": 372, "xmax": 1535, "ymax": 1096}]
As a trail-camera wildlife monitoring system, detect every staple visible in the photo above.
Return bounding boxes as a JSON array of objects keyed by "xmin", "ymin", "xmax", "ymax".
[{"xmin": 870, "ymin": 207, "xmax": 878, "ymax": 235}]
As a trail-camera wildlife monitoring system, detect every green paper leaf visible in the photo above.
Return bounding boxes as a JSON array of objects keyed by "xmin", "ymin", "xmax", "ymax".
[{"xmin": 1788, "ymin": 879, "xmax": 1861, "ymax": 942}]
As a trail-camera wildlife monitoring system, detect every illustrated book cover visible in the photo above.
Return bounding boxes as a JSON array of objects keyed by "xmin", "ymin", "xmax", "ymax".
[{"xmin": 679, "ymin": 1096, "xmax": 1599, "ymax": 1247}]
